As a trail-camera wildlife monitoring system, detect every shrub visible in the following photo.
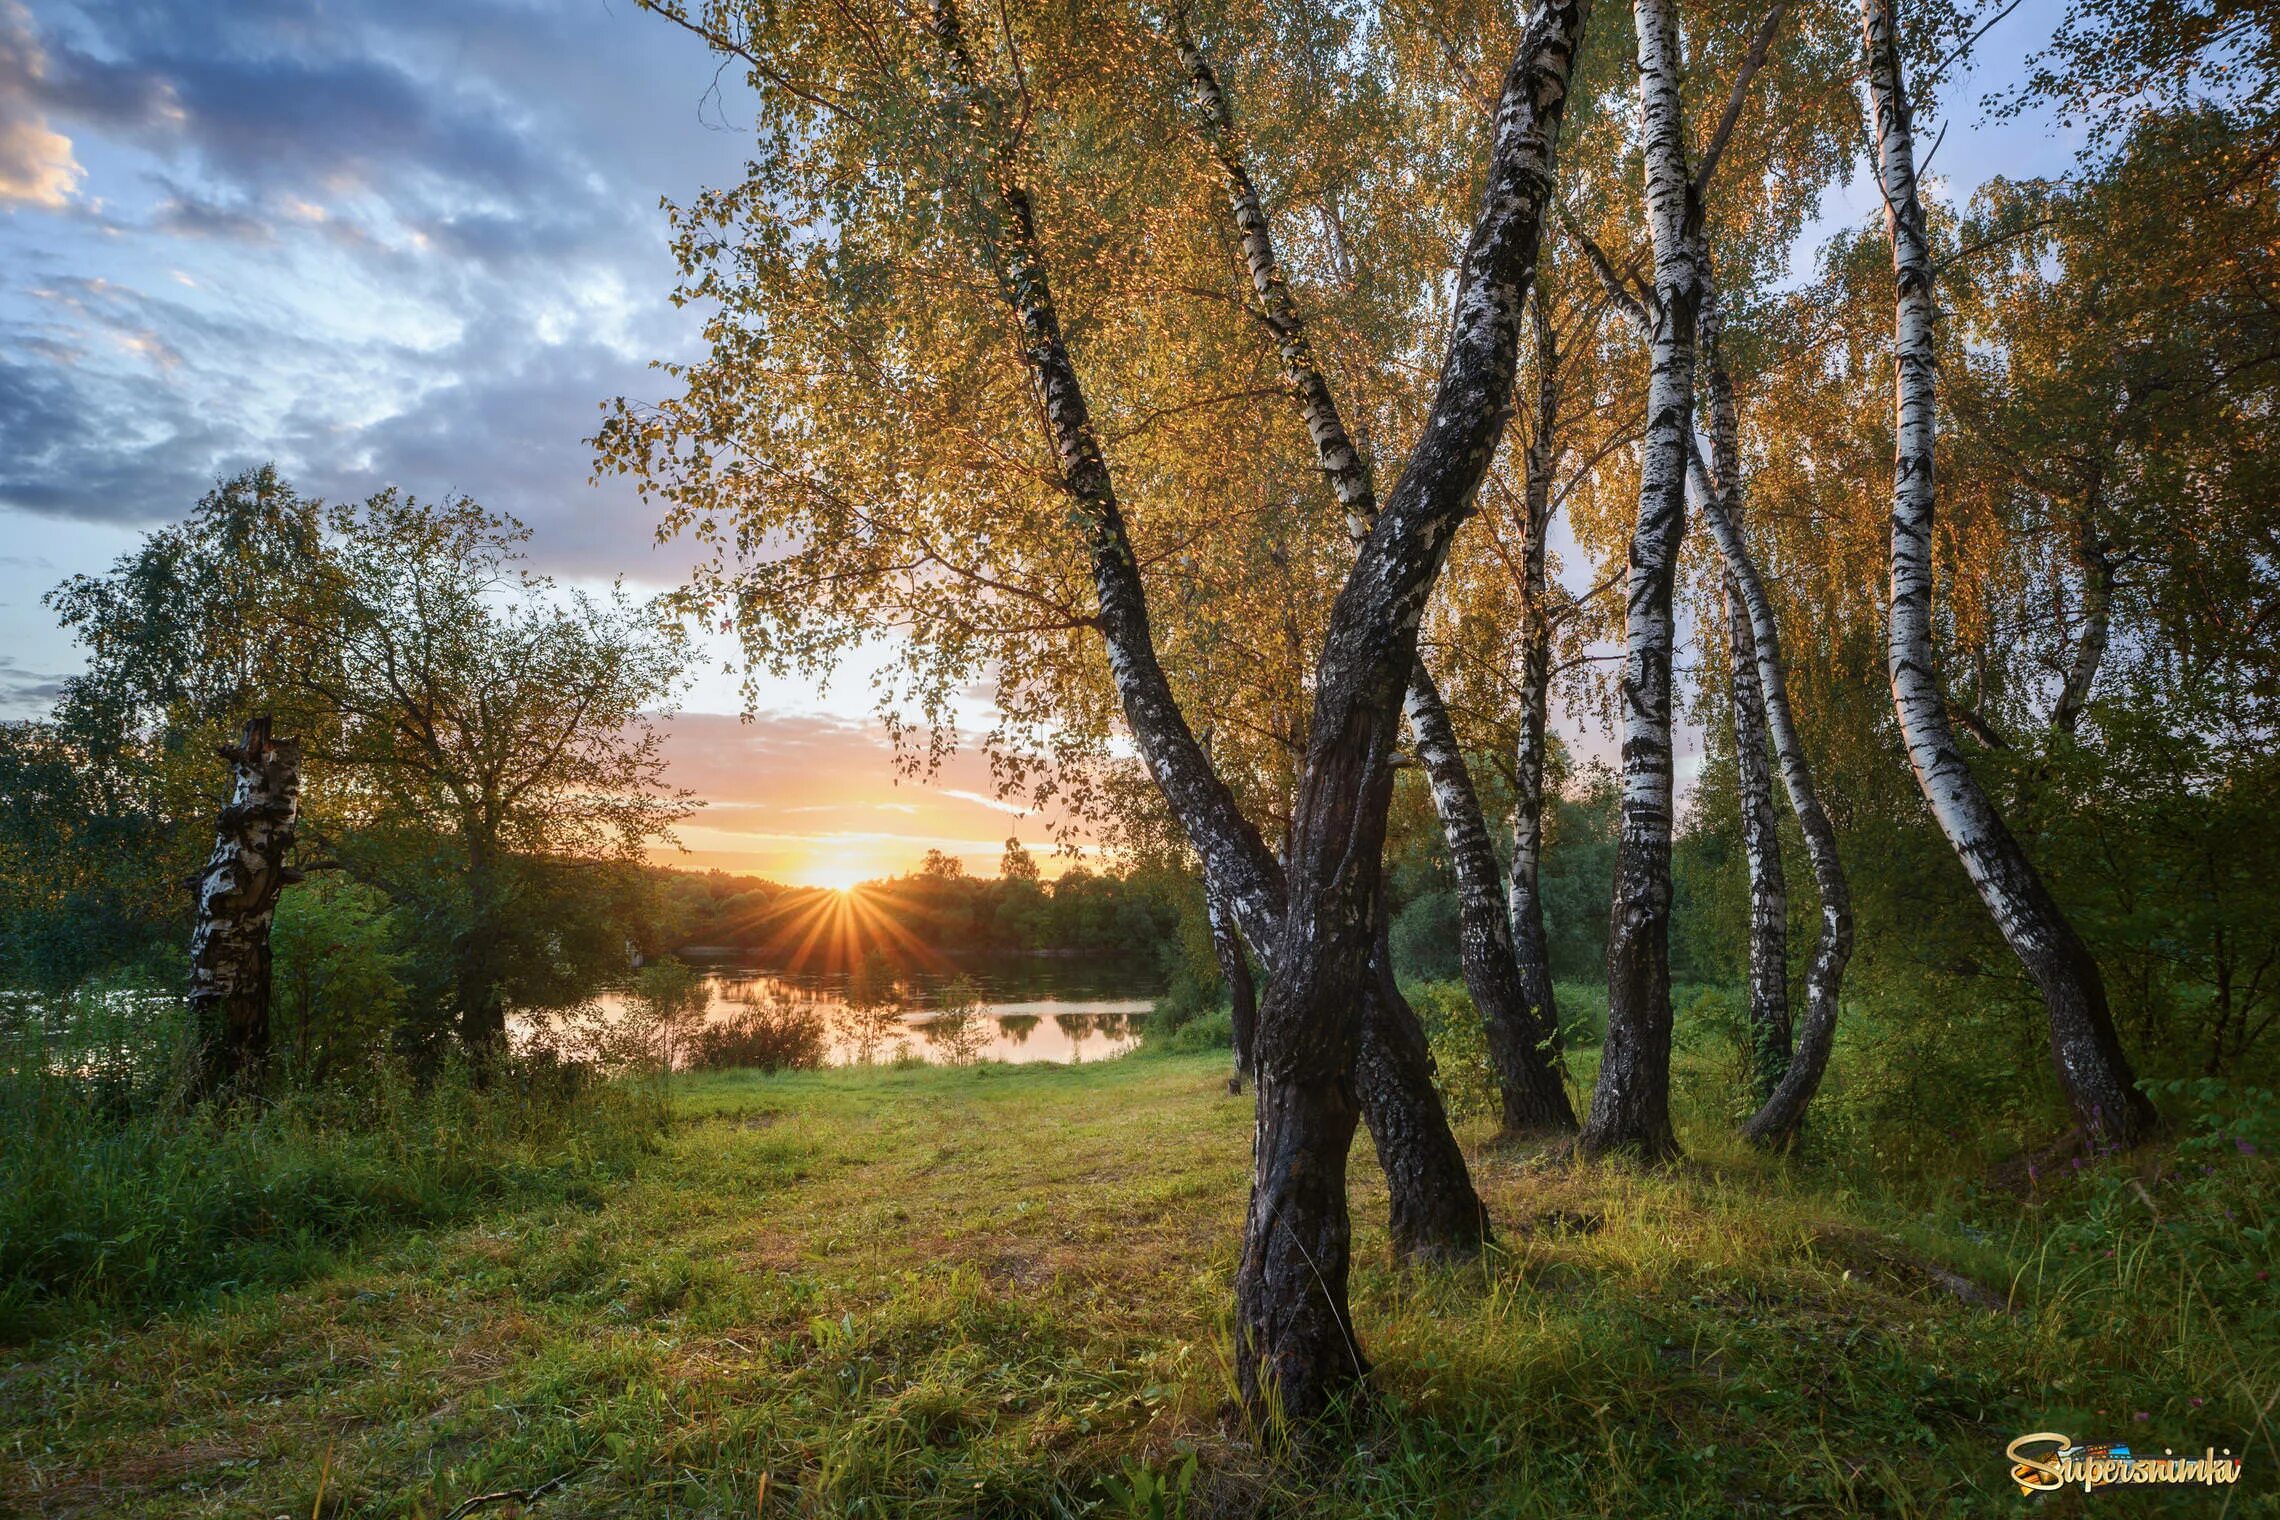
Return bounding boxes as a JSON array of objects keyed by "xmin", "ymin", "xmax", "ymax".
[
  {"xmin": 1408, "ymin": 980, "xmax": 1500, "ymax": 1123},
  {"xmin": 1149, "ymin": 1005, "xmax": 1233, "ymax": 1056},
  {"xmin": 635, "ymin": 955, "xmax": 711, "ymax": 1041},
  {"xmin": 270, "ymin": 875, "xmax": 410, "ymax": 1087},
  {"xmin": 920, "ymin": 975, "xmax": 990, "ymax": 1066},
  {"xmin": 683, "ymin": 993, "xmax": 830, "ymax": 1072}
]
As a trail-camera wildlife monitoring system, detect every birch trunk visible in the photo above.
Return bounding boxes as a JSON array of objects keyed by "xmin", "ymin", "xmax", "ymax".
[
  {"xmin": 1700, "ymin": 278, "xmax": 1789, "ymax": 1102},
  {"xmin": 934, "ymin": 0, "xmax": 1588, "ymax": 1421},
  {"xmin": 1359, "ymin": 886, "xmax": 1491, "ymax": 1258},
  {"xmin": 1863, "ymin": 0, "xmax": 2156, "ymax": 1146},
  {"xmin": 1508, "ymin": 296, "xmax": 1566, "ymax": 1085},
  {"xmin": 188, "ymin": 716, "xmax": 301, "ymax": 1099},
  {"xmin": 1248, "ymin": 0, "xmax": 1587, "ymax": 1415},
  {"xmin": 1405, "ymin": 667, "xmax": 1576, "ymax": 1134},
  {"xmin": 1568, "ymin": 60, "xmax": 1855, "ymax": 1152},
  {"xmin": 1633, "ymin": 242, "xmax": 1853, "ymax": 1145},
  {"xmin": 1582, "ymin": 0, "xmax": 1695, "ymax": 1162},
  {"xmin": 1685, "ymin": 454, "xmax": 1855, "ymax": 1145},
  {"xmin": 1179, "ymin": 9, "xmax": 1500, "ymax": 1238},
  {"xmin": 1180, "ymin": 11, "xmax": 1573, "ymax": 1138},
  {"xmin": 2052, "ymin": 489, "xmax": 2112, "ymax": 738},
  {"xmin": 1725, "ymin": 577, "xmax": 1790, "ymax": 1097},
  {"xmin": 956, "ymin": 6, "xmax": 1483, "ymax": 1272}
]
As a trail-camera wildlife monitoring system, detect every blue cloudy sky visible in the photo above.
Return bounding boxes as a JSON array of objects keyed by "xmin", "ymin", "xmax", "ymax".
[{"xmin": 0, "ymin": 0, "xmax": 2080, "ymax": 879}]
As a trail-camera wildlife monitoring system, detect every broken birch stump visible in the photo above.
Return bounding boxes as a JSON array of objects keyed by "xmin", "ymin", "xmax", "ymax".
[{"xmin": 188, "ymin": 716, "xmax": 302, "ymax": 1098}]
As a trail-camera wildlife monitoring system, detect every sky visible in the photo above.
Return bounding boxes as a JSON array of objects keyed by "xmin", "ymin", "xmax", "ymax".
[{"xmin": 0, "ymin": 0, "xmax": 2082, "ymax": 886}]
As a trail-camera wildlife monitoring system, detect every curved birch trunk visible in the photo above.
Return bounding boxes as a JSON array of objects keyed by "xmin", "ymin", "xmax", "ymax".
[
  {"xmin": 188, "ymin": 716, "xmax": 301, "ymax": 1099},
  {"xmin": 934, "ymin": 0, "xmax": 1588, "ymax": 1421},
  {"xmin": 1699, "ymin": 278, "xmax": 1789, "ymax": 1102},
  {"xmin": 1683, "ymin": 452, "xmax": 1855, "ymax": 1146},
  {"xmin": 1405, "ymin": 667, "xmax": 1576, "ymax": 1134},
  {"xmin": 1172, "ymin": 5, "xmax": 1494, "ymax": 1244},
  {"xmin": 1508, "ymin": 295, "xmax": 1567, "ymax": 1082},
  {"xmin": 1179, "ymin": 10, "xmax": 1573, "ymax": 1140},
  {"xmin": 1725, "ymin": 577, "xmax": 1790, "ymax": 1096},
  {"xmin": 1863, "ymin": 0, "xmax": 2156, "ymax": 1147},
  {"xmin": 1358, "ymin": 887, "xmax": 1491, "ymax": 1258},
  {"xmin": 1582, "ymin": 0, "xmax": 1694, "ymax": 1163},
  {"xmin": 1247, "ymin": 0, "xmax": 1588, "ymax": 1415}
]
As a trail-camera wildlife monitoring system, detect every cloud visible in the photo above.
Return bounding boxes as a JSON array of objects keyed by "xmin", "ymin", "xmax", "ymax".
[
  {"xmin": 0, "ymin": 651, "xmax": 69, "ymax": 714},
  {"xmin": 0, "ymin": 0, "xmax": 753, "ymax": 571},
  {"xmin": 0, "ymin": 2, "xmax": 82, "ymax": 206},
  {"xmin": 939, "ymin": 788, "xmax": 1032, "ymax": 816},
  {"xmin": 150, "ymin": 186, "xmax": 274, "ymax": 242}
]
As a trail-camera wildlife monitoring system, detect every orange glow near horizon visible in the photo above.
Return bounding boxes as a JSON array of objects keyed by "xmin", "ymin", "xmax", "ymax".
[
  {"xmin": 648, "ymin": 712, "xmax": 1106, "ymax": 890},
  {"xmin": 698, "ymin": 875, "xmax": 964, "ymax": 978}
]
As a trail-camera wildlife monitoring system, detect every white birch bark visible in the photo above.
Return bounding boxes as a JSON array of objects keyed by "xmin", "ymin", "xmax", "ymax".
[
  {"xmin": 1582, "ymin": 0, "xmax": 1696, "ymax": 1162},
  {"xmin": 1584, "ymin": 210, "xmax": 1857, "ymax": 1149},
  {"xmin": 1507, "ymin": 291, "xmax": 1567, "ymax": 1080},
  {"xmin": 188, "ymin": 716, "xmax": 302, "ymax": 1097},
  {"xmin": 1863, "ymin": 0, "xmax": 2155, "ymax": 1145},
  {"xmin": 1684, "ymin": 442, "xmax": 1856, "ymax": 1146},
  {"xmin": 1700, "ymin": 274, "xmax": 1789, "ymax": 1102},
  {"xmin": 2052, "ymin": 487, "xmax": 2113, "ymax": 737}
]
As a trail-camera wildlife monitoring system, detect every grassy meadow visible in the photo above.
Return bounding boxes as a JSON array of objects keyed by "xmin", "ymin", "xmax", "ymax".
[{"xmin": 3, "ymin": 1035, "xmax": 2273, "ymax": 1519}]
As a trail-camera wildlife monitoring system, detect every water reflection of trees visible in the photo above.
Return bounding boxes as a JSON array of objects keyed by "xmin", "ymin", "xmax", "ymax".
[
  {"xmin": 998, "ymin": 1014, "xmax": 1040, "ymax": 1046},
  {"xmin": 1054, "ymin": 1013, "xmax": 1095, "ymax": 1061},
  {"xmin": 924, "ymin": 975, "xmax": 989, "ymax": 1065}
]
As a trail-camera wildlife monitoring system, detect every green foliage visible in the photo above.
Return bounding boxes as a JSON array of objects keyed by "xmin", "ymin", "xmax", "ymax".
[
  {"xmin": 1148, "ymin": 1005, "xmax": 1234, "ymax": 1057},
  {"xmin": 0, "ymin": 983, "xmax": 661, "ymax": 1341},
  {"xmin": 627, "ymin": 955, "xmax": 711, "ymax": 1070},
  {"xmin": 1408, "ymin": 980, "xmax": 1501, "ymax": 1124},
  {"xmin": 922, "ymin": 975, "xmax": 991, "ymax": 1067},
  {"xmin": 269, "ymin": 875, "xmax": 409, "ymax": 1087},
  {"xmin": 23, "ymin": 468, "xmax": 694, "ymax": 1065}
]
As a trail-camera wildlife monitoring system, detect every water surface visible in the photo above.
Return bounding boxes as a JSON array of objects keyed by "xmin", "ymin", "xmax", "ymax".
[{"xmin": 581, "ymin": 952, "xmax": 1161, "ymax": 1067}]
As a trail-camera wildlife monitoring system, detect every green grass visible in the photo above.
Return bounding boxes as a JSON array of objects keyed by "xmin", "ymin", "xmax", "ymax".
[{"xmin": 2, "ymin": 1051, "xmax": 2272, "ymax": 1518}]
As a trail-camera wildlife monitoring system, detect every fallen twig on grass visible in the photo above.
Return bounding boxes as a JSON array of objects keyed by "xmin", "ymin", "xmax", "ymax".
[{"xmin": 441, "ymin": 1469, "xmax": 578, "ymax": 1519}]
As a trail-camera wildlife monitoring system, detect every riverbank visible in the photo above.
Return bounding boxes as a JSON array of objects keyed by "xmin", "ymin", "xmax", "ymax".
[{"xmin": 3, "ymin": 1052, "xmax": 2269, "ymax": 1516}]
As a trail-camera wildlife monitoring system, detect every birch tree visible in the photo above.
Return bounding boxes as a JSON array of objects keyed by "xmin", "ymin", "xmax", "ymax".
[
  {"xmin": 1582, "ymin": 0, "xmax": 1699, "ymax": 1162},
  {"xmin": 1170, "ymin": 7, "xmax": 1575, "ymax": 1139},
  {"xmin": 1862, "ymin": 0, "xmax": 2158, "ymax": 1146},
  {"xmin": 187, "ymin": 716, "xmax": 303, "ymax": 1098},
  {"xmin": 612, "ymin": 0, "xmax": 1593, "ymax": 1419}
]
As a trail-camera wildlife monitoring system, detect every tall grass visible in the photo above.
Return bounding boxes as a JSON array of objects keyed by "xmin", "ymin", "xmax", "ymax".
[{"xmin": 0, "ymin": 978, "xmax": 662, "ymax": 1341}]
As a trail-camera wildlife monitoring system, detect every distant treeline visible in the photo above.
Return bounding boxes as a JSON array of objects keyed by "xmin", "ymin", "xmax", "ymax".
[{"xmin": 661, "ymin": 843, "xmax": 1186, "ymax": 966}]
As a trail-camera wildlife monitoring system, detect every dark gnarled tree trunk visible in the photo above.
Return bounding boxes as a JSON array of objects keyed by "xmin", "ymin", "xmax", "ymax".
[
  {"xmin": 1358, "ymin": 886, "xmax": 1491, "ymax": 1259},
  {"xmin": 188, "ymin": 716, "xmax": 301, "ymax": 1099},
  {"xmin": 1178, "ymin": 11, "xmax": 1573, "ymax": 1144},
  {"xmin": 926, "ymin": 0, "xmax": 1587, "ymax": 1424}
]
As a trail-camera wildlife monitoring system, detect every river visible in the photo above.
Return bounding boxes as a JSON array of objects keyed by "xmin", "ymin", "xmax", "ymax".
[{"xmin": 573, "ymin": 951, "xmax": 1165, "ymax": 1068}]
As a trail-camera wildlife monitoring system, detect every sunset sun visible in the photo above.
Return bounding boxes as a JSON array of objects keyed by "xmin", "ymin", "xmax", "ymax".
[{"xmin": 805, "ymin": 859, "xmax": 870, "ymax": 893}]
